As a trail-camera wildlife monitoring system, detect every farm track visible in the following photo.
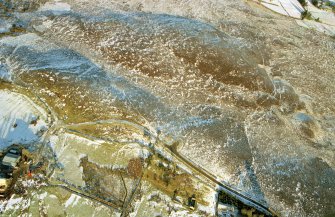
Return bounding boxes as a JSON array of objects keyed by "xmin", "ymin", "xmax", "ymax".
[{"xmin": 44, "ymin": 183, "xmax": 122, "ymax": 211}]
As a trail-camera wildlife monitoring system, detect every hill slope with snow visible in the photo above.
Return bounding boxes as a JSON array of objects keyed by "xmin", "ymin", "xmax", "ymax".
[{"xmin": 0, "ymin": 0, "xmax": 334, "ymax": 216}]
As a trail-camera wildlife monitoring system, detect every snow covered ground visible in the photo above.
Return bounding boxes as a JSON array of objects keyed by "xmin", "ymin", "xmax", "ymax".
[
  {"xmin": 0, "ymin": 190, "xmax": 118, "ymax": 216},
  {"xmin": 259, "ymin": 0, "xmax": 335, "ymax": 35},
  {"xmin": 0, "ymin": 61, "xmax": 11, "ymax": 82},
  {"xmin": 39, "ymin": 1, "xmax": 72, "ymax": 15},
  {"xmin": 0, "ymin": 90, "xmax": 48, "ymax": 150},
  {"xmin": 50, "ymin": 132, "xmax": 151, "ymax": 186},
  {"xmin": 306, "ymin": 0, "xmax": 335, "ymax": 26},
  {"xmin": 296, "ymin": 18, "xmax": 335, "ymax": 34},
  {"xmin": 0, "ymin": 0, "xmax": 334, "ymax": 215},
  {"xmin": 0, "ymin": 20, "xmax": 11, "ymax": 34},
  {"xmin": 260, "ymin": 0, "xmax": 305, "ymax": 18}
]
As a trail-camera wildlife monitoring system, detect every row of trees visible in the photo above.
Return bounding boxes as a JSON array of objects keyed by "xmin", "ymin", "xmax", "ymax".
[
  {"xmin": 299, "ymin": 0, "xmax": 335, "ymax": 11},
  {"xmin": 298, "ymin": 0, "xmax": 318, "ymax": 20},
  {"xmin": 298, "ymin": 0, "xmax": 321, "ymax": 7}
]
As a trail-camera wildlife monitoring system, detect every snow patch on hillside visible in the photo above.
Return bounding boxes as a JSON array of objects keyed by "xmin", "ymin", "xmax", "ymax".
[
  {"xmin": 0, "ymin": 62, "xmax": 11, "ymax": 82},
  {"xmin": 0, "ymin": 90, "xmax": 48, "ymax": 149},
  {"xmin": 39, "ymin": 1, "xmax": 71, "ymax": 15},
  {"xmin": 261, "ymin": 0, "xmax": 304, "ymax": 18},
  {"xmin": 260, "ymin": 0, "xmax": 335, "ymax": 35},
  {"xmin": 65, "ymin": 194, "xmax": 80, "ymax": 208},
  {"xmin": 0, "ymin": 33, "xmax": 58, "ymax": 52},
  {"xmin": 0, "ymin": 20, "xmax": 11, "ymax": 34}
]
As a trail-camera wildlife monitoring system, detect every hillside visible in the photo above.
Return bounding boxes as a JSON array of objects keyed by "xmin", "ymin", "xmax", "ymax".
[{"xmin": 0, "ymin": 0, "xmax": 334, "ymax": 216}]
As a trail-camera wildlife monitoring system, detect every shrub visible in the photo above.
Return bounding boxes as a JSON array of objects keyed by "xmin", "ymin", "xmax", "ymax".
[
  {"xmin": 312, "ymin": 0, "xmax": 319, "ymax": 7},
  {"xmin": 301, "ymin": 10, "xmax": 312, "ymax": 20},
  {"xmin": 298, "ymin": 0, "xmax": 307, "ymax": 7}
]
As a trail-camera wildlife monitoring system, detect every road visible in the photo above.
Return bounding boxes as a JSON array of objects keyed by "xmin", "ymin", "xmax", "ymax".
[{"xmin": 120, "ymin": 175, "xmax": 142, "ymax": 217}]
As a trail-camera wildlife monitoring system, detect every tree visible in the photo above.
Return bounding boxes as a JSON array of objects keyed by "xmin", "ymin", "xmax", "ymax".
[
  {"xmin": 312, "ymin": 0, "xmax": 319, "ymax": 7},
  {"xmin": 301, "ymin": 10, "xmax": 312, "ymax": 20},
  {"xmin": 298, "ymin": 0, "xmax": 307, "ymax": 7},
  {"xmin": 127, "ymin": 158, "xmax": 143, "ymax": 178}
]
